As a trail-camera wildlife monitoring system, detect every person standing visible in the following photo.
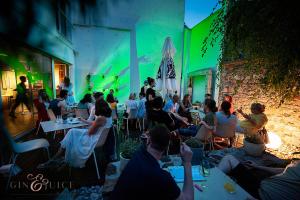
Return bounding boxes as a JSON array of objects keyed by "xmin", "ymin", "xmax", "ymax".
[
  {"xmin": 59, "ymin": 77, "xmax": 75, "ymax": 105},
  {"xmin": 9, "ymin": 76, "xmax": 31, "ymax": 118},
  {"xmin": 140, "ymin": 80, "xmax": 149, "ymax": 97}
]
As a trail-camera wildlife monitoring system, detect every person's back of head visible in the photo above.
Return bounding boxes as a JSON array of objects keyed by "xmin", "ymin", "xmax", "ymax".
[
  {"xmin": 251, "ymin": 103, "xmax": 265, "ymax": 114},
  {"xmin": 93, "ymin": 92, "xmax": 104, "ymax": 100},
  {"xmin": 172, "ymin": 94, "xmax": 179, "ymax": 103},
  {"xmin": 148, "ymin": 125, "xmax": 170, "ymax": 152},
  {"xmin": 95, "ymin": 99, "xmax": 112, "ymax": 118},
  {"xmin": 221, "ymin": 101, "xmax": 231, "ymax": 118},
  {"xmin": 204, "ymin": 98, "xmax": 218, "ymax": 113},
  {"xmin": 205, "ymin": 93, "xmax": 212, "ymax": 99},
  {"xmin": 81, "ymin": 93, "xmax": 92, "ymax": 104},
  {"xmin": 20, "ymin": 76, "xmax": 27, "ymax": 83},
  {"xmin": 59, "ymin": 89, "xmax": 68, "ymax": 99},
  {"xmin": 147, "ymin": 77, "xmax": 155, "ymax": 87},
  {"xmin": 152, "ymin": 96, "xmax": 163, "ymax": 110},
  {"xmin": 139, "ymin": 92, "xmax": 145, "ymax": 99}
]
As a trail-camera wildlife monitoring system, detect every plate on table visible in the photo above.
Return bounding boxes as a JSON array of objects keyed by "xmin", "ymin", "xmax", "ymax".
[{"xmin": 67, "ymin": 118, "xmax": 80, "ymax": 124}]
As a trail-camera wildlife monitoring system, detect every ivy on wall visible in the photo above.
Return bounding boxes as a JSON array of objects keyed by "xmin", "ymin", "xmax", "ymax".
[{"xmin": 203, "ymin": 0, "xmax": 300, "ymax": 105}]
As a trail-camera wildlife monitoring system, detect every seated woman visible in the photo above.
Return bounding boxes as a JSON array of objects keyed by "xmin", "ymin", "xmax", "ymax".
[
  {"xmin": 177, "ymin": 99, "xmax": 218, "ymax": 138},
  {"xmin": 214, "ymin": 101, "xmax": 237, "ymax": 146},
  {"xmin": 77, "ymin": 93, "xmax": 93, "ymax": 113},
  {"xmin": 194, "ymin": 99, "xmax": 218, "ymax": 140},
  {"xmin": 178, "ymin": 94, "xmax": 193, "ymax": 123},
  {"xmin": 218, "ymin": 155, "xmax": 300, "ymax": 199},
  {"xmin": 49, "ymin": 99, "xmax": 112, "ymax": 169},
  {"xmin": 33, "ymin": 89, "xmax": 50, "ymax": 128},
  {"xmin": 236, "ymin": 103, "xmax": 268, "ymax": 136}
]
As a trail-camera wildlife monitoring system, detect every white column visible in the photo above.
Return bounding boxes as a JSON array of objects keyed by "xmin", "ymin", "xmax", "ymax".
[
  {"xmin": 51, "ymin": 59, "xmax": 56, "ymax": 98},
  {"xmin": 130, "ymin": 27, "xmax": 139, "ymax": 94}
]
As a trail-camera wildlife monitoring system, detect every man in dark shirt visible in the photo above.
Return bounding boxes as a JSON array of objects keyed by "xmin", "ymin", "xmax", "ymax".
[
  {"xmin": 110, "ymin": 125, "xmax": 194, "ymax": 200},
  {"xmin": 148, "ymin": 96, "xmax": 175, "ymax": 131}
]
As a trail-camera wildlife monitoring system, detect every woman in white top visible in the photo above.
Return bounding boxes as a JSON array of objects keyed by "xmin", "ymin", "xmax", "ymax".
[
  {"xmin": 59, "ymin": 77, "xmax": 75, "ymax": 105},
  {"xmin": 50, "ymin": 99, "xmax": 112, "ymax": 168},
  {"xmin": 125, "ymin": 93, "xmax": 139, "ymax": 115}
]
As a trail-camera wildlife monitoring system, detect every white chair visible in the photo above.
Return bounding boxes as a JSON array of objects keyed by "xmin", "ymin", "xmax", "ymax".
[
  {"xmin": 3, "ymin": 128, "xmax": 50, "ymax": 190},
  {"xmin": 92, "ymin": 127, "xmax": 111, "ymax": 179}
]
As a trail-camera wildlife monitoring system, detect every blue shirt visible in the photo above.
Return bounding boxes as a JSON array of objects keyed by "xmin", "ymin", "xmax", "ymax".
[{"xmin": 163, "ymin": 100, "xmax": 175, "ymax": 113}]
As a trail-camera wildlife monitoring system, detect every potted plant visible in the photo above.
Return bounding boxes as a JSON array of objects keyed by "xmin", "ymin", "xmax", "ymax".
[
  {"xmin": 119, "ymin": 139, "xmax": 140, "ymax": 171},
  {"xmin": 185, "ymin": 138, "xmax": 203, "ymax": 165},
  {"xmin": 243, "ymin": 135, "xmax": 265, "ymax": 157}
]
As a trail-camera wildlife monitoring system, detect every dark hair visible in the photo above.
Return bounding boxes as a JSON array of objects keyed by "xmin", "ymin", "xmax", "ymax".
[
  {"xmin": 139, "ymin": 92, "xmax": 145, "ymax": 97},
  {"xmin": 224, "ymin": 94, "xmax": 233, "ymax": 103},
  {"xmin": 221, "ymin": 101, "xmax": 231, "ymax": 118},
  {"xmin": 251, "ymin": 103, "xmax": 265, "ymax": 113},
  {"xmin": 38, "ymin": 89, "xmax": 49, "ymax": 102},
  {"xmin": 147, "ymin": 77, "xmax": 155, "ymax": 85},
  {"xmin": 80, "ymin": 94, "xmax": 92, "ymax": 104},
  {"xmin": 93, "ymin": 92, "xmax": 104, "ymax": 99},
  {"xmin": 106, "ymin": 93, "xmax": 115, "ymax": 103},
  {"xmin": 173, "ymin": 94, "xmax": 179, "ymax": 100},
  {"xmin": 59, "ymin": 89, "xmax": 68, "ymax": 98},
  {"xmin": 204, "ymin": 99, "xmax": 218, "ymax": 113},
  {"xmin": 205, "ymin": 93, "xmax": 211, "ymax": 97},
  {"xmin": 20, "ymin": 76, "xmax": 26, "ymax": 82},
  {"xmin": 63, "ymin": 77, "xmax": 70, "ymax": 87},
  {"xmin": 152, "ymin": 96, "xmax": 163, "ymax": 109},
  {"xmin": 95, "ymin": 99, "xmax": 112, "ymax": 117},
  {"xmin": 182, "ymin": 94, "xmax": 190, "ymax": 105},
  {"xmin": 149, "ymin": 124, "xmax": 171, "ymax": 152}
]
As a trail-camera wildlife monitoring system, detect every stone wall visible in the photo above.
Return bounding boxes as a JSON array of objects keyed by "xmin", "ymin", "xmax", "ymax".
[{"xmin": 219, "ymin": 60, "xmax": 300, "ymax": 147}]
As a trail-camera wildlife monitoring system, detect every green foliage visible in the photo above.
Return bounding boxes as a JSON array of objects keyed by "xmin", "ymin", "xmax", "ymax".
[
  {"xmin": 203, "ymin": 0, "xmax": 300, "ymax": 105},
  {"xmin": 120, "ymin": 138, "xmax": 141, "ymax": 159}
]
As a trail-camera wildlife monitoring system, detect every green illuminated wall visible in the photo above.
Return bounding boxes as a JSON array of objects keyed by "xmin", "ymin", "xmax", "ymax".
[
  {"xmin": 72, "ymin": 27, "xmax": 130, "ymax": 103},
  {"xmin": 187, "ymin": 11, "xmax": 222, "ymax": 73}
]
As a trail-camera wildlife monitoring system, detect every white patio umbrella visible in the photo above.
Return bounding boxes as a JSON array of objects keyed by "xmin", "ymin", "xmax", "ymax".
[{"xmin": 156, "ymin": 37, "xmax": 177, "ymax": 99}]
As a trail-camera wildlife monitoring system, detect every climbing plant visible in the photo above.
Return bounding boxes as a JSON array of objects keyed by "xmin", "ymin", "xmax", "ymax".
[{"xmin": 203, "ymin": 0, "xmax": 300, "ymax": 105}]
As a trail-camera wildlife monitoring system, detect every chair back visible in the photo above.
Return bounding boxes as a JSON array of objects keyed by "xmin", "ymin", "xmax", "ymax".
[
  {"xmin": 128, "ymin": 108, "xmax": 138, "ymax": 119},
  {"xmin": 2, "ymin": 127, "xmax": 18, "ymax": 153},
  {"xmin": 75, "ymin": 109, "xmax": 89, "ymax": 120},
  {"xmin": 47, "ymin": 109, "xmax": 56, "ymax": 121},
  {"xmin": 95, "ymin": 127, "xmax": 111, "ymax": 148}
]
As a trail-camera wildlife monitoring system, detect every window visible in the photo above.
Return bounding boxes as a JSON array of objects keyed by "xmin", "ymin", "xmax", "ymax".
[{"xmin": 56, "ymin": 0, "xmax": 72, "ymax": 41}]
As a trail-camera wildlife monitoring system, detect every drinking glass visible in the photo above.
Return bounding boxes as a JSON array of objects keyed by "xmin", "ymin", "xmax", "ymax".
[
  {"xmin": 173, "ymin": 156, "xmax": 182, "ymax": 166},
  {"xmin": 202, "ymin": 159, "xmax": 210, "ymax": 177}
]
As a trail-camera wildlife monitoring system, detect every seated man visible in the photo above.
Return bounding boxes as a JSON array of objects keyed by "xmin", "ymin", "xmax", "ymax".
[
  {"xmin": 218, "ymin": 155, "xmax": 300, "ymax": 200},
  {"xmin": 109, "ymin": 125, "xmax": 194, "ymax": 200},
  {"xmin": 148, "ymin": 96, "xmax": 175, "ymax": 131}
]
